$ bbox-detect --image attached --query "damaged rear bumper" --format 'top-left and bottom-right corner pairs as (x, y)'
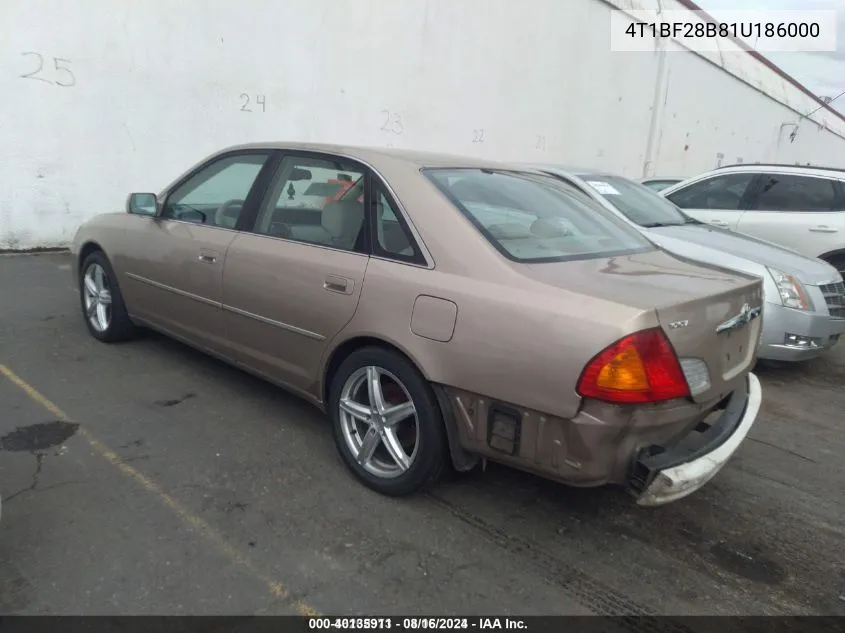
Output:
(630, 373), (762, 507)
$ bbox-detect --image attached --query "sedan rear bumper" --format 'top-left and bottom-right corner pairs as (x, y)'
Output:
(631, 373), (761, 507)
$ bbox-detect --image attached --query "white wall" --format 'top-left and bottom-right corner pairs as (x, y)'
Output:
(2, 0), (844, 249)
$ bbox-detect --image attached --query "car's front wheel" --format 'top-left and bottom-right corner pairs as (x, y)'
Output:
(79, 251), (138, 343)
(328, 346), (448, 496)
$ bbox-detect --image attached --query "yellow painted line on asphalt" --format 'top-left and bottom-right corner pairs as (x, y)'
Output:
(0, 362), (319, 617)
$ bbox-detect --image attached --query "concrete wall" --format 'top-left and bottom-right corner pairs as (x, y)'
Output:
(2, 0), (844, 249)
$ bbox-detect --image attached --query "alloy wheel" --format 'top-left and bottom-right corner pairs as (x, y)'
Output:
(82, 263), (113, 333)
(338, 365), (420, 478)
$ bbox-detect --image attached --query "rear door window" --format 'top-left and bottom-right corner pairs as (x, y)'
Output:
(252, 154), (366, 251)
(751, 174), (838, 211)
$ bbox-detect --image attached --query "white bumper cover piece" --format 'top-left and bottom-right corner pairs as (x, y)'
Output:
(637, 372), (762, 507)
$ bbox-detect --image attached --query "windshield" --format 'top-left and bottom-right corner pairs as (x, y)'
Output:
(423, 168), (653, 263)
(578, 175), (700, 228)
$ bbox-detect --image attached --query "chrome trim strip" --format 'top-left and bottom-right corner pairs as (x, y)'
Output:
(145, 217), (244, 235)
(221, 304), (325, 341)
(233, 231), (370, 259)
(125, 272), (221, 308)
(229, 230), (430, 270)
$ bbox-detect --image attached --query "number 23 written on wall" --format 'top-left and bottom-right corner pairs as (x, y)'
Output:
(20, 52), (75, 87)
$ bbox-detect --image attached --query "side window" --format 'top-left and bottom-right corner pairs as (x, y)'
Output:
(253, 155), (366, 252)
(162, 153), (269, 227)
(752, 174), (837, 211)
(372, 184), (421, 262)
(667, 173), (755, 210)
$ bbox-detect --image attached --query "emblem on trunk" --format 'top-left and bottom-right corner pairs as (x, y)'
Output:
(668, 320), (689, 329)
(715, 303), (762, 334)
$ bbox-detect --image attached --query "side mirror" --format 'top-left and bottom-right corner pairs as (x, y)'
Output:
(127, 192), (158, 216)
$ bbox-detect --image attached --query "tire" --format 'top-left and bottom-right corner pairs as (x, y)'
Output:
(328, 346), (447, 496)
(78, 250), (138, 343)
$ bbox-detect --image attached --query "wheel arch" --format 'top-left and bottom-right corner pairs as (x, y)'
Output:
(322, 335), (430, 406)
(818, 247), (845, 264)
(77, 240), (105, 268)
(75, 240), (106, 281)
(321, 335), (479, 473)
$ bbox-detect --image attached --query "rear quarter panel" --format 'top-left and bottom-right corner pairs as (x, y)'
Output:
(331, 257), (654, 421)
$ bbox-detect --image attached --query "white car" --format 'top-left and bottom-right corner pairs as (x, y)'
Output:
(660, 164), (845, 277)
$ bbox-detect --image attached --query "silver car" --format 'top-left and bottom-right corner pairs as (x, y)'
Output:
(531, 165), (845, 363)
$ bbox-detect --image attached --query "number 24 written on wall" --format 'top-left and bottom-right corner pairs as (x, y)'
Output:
(240, 94), (267, 112)
(19, 52), (75, 87)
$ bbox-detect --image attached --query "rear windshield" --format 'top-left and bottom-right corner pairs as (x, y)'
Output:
(578, 175), (700, 228)
(423, 169), (653, 263)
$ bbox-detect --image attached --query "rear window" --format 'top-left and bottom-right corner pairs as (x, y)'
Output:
(423, 168), (653, 263)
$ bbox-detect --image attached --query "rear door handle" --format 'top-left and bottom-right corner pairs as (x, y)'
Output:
(323, 275), (353, 295)
(710, 220), (729, 228)
(198, 249), (219, 264)
(809, 225), (838, 233)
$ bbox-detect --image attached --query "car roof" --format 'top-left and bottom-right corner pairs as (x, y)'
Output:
(710, 163), (845, 178)
(213, 141), (513, 170)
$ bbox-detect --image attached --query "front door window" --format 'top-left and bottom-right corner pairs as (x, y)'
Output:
(162, 153), (270, 228)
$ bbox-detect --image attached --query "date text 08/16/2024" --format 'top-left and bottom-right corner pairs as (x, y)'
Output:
(308, 618), (527, 631)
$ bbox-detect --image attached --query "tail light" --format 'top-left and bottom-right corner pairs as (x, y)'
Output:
(576, 328), (690, 404)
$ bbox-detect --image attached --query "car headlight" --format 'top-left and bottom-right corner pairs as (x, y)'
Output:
(768, 267), (812, 311)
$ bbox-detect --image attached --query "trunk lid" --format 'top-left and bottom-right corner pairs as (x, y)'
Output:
(518, 249), (763, 403)
(654, 284), (762, 401)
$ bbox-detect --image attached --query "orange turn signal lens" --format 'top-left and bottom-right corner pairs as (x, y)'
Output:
(595, 346), (649, 391)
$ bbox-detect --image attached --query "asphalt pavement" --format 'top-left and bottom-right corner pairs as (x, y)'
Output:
(1, 252), (843, 617)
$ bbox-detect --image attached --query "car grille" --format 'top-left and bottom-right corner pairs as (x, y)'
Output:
(820, 280), (845, 319)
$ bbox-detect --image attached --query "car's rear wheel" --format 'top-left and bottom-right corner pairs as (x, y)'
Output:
(328, 346), (447, 496)
(79, 251), (138, 343)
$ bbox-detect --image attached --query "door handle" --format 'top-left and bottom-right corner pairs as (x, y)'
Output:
(197, 249), (219, 264)
(809, 225), (838, 233)
(710, 220), (729, 228)
(323, 275), (353, 295)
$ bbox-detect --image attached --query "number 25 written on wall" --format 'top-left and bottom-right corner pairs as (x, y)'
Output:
(20, 52), (75, 87)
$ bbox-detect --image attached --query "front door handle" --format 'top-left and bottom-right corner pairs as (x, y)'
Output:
(198, 249), (219, 264)
(809, 225), (838, 233)
(710, 220), (729, 228)
(323, 275), (353, 295)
